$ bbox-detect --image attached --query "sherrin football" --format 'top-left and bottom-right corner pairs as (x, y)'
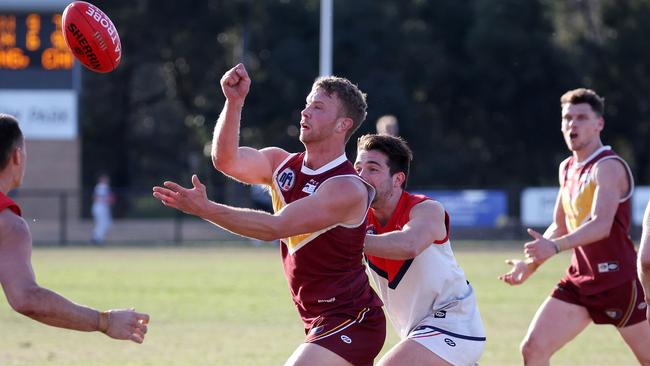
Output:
(62, 1), (122, 73)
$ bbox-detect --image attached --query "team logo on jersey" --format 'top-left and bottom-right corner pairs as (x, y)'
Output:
(277, 168), (296, 191)
(444, 338), (456, 347)
(434, 310), (447, 319)
(597, 262), (619, 273)
(605, 309), (622, 319)
(366, 225), (376, 235)
(302, 179), (319, 195)
(340, 335), (352, 344)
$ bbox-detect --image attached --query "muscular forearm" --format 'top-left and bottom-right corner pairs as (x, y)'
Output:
(364, 232), (424, 259)
(200, 201), (282, 241)
(212, 100), (244, 170)
(12, 285), (101, 332)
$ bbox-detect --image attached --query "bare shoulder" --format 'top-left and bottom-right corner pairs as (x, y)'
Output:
(0, 210), (30, 246)
(593, 158), (629, 188)
(260, 146), (290, 170)
(411, 199), (445, 220)
(594, 157), (627, 176)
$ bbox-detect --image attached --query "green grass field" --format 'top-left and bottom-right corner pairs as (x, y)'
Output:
(0, 243), (641, 365)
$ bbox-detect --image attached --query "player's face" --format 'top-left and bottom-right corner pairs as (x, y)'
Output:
(354, 149), (394, 206)
(561, 103), (603, 152)
(299, 88), (341, 143)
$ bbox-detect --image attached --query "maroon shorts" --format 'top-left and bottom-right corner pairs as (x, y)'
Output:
(551, 278), (647, 327)
(304, 307), (386, 366)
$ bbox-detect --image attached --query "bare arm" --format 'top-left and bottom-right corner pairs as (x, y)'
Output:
(364, 200), (447, 259)
(523, 159), (628, 263)
(638, 200), (650, 319)
(211, 63), (288, 185)
(0, 211), (149, 343)
(551, 159), (627, 250)
(153, 175), (369, 241)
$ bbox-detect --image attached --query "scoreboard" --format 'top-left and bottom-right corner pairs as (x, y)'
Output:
(0, 11), (76, 89)
(0, 12), (74, 70)
(0, 10), (79, 139)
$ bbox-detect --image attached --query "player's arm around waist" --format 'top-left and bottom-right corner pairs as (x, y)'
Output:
(199, 176), (370, 241)
(364, 200), (446, 259)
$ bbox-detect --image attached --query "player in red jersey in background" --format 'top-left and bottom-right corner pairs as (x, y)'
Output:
(638, 200), (650, 324)
(499, 89), (650, 365)
(153, 64), (385, 366)
(355, 134), (485, 366)
(0, 114), (149, 343)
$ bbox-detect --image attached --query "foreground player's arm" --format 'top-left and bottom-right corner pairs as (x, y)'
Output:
(0, 211), (149, 343)
(524, 159), (626, 263)
(364, 200), (446, 260)
(211, 63), (288, 185)
(638, 200), (650, 320)
(153, 175), (368, 241)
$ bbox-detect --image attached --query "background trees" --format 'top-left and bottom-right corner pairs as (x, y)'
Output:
(81, 0), (650, 214)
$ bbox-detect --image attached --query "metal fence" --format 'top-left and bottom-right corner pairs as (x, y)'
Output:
(7, 188), (645, 245)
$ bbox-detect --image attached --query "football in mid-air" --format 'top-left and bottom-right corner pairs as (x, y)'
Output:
(62, 1), (122, 73)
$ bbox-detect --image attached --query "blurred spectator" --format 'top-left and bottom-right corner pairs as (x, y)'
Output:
(375, 114), (399, 136)
(250, 184), (273, 213)
(92, 173), (114, 244)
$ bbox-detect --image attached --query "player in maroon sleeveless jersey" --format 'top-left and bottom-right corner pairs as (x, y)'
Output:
(499, 89), (650, 365)
(639, 200), (650, 324)
(0, 114), (149, 343)
(153, 64), (385, 366)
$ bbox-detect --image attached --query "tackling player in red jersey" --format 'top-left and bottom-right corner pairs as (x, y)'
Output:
(355, 134), (485, 366)
(153, 64), (385, 366)
(499, 89), (650, 365)
(0, 114), (149, 343)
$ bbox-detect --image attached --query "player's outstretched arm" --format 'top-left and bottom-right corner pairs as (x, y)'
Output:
(211, 63), (288, 185)
(638, 200), (650, 322)
(153, 175), (368, 241)
(364, 200), (446, 259)
(0, 211), (149, 343)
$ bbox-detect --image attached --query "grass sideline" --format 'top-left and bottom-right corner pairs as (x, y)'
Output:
(0, 243), (640, 365)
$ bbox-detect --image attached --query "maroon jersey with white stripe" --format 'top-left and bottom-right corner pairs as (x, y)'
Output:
(559, 146), (637, 295)
(270, 152), (382, 327)
(0, 191), (21, 216)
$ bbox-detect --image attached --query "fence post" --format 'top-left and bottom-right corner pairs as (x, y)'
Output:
(59, 191), (68, 246)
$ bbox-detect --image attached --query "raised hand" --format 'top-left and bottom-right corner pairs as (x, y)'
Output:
(220, 63), (251, 105)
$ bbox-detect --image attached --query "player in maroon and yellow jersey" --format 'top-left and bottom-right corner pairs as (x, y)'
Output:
(153, 64), (385, 366)
(499, 89), (650, 365)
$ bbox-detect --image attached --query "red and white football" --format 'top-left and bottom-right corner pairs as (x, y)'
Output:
(61, 1), (122, 73)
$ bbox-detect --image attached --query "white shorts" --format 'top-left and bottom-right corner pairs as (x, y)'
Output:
(408, 290), (485, 366)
